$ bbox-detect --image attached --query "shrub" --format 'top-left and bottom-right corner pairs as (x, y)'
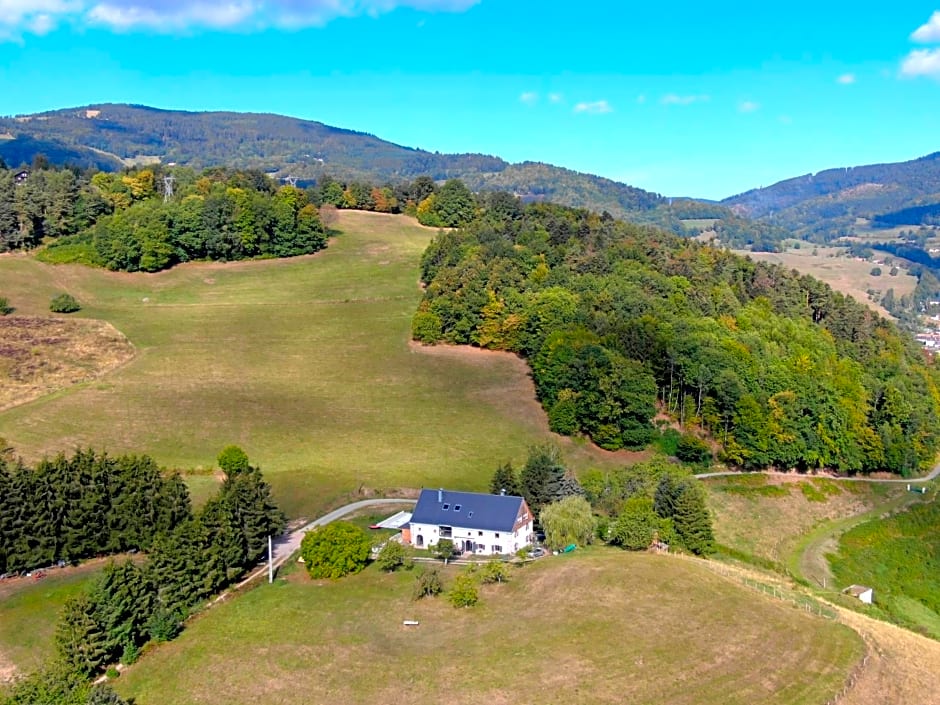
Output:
(376, 541), (406, 572)
(870, 266), (882, 276)
(413, 568), (443, 600)
(145, 606), (183, 642)
(120, 641), (140, 666)
(300, 521), (372, 579)
(449, 571), (479, 607)
(0, 296), (12, 315)
(105, 666), (120, 680)
(411, 310), (443, 343)
(478, 561), (510, 584)
(49, 293), (81, 313)
(675, 434), (712, 465)
(433, 538), (456, 561)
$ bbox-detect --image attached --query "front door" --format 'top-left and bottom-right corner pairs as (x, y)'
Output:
(464, 539), (474, 553)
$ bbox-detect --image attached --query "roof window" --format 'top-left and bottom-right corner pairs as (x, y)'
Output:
(454, 504), (462, 511)
(442, 503), (449, 510)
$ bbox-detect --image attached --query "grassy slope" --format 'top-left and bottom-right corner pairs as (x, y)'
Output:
(703, 474), (902, 569)
(0, 563), (106, 676)
(115, 551), (862, 705)
(0, 212), (565, 518)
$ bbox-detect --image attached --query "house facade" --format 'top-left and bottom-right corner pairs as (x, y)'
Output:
(404, 488), (534, 556)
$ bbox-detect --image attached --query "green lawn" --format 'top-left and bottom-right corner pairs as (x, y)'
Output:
(0, 212), (567, 518)
(0, 564), (104, 676)
(114, 550), (863, 705)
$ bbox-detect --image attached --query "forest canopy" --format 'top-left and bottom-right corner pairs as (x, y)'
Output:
(414, 199), (940, 475)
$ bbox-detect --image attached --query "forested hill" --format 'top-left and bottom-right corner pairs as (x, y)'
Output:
(413, 201), (940, 475)
(0, 104), (662, 218)
(722, 151), (940, 241)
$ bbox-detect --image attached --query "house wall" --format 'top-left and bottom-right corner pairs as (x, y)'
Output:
(408, 520), (533, 556)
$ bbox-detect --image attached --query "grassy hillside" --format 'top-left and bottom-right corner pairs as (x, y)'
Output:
(703, 474), (903, 568)
(114, 551), (863, 705)
(0, 211), (626, 519)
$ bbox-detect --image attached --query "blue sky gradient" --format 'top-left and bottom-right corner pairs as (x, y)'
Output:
(1, 1), (938, 199)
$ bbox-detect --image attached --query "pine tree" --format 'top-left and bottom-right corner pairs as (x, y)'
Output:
(55, 593), (109, 678)
(671, 483), (715, 555)
(489, 462), (520, 496)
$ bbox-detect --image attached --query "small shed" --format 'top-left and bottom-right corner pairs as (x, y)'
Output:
(843, 584), (874, 604)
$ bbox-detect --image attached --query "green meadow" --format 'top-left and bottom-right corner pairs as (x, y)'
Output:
(0, 211), (569, 518)
(114, 551), (863, 705)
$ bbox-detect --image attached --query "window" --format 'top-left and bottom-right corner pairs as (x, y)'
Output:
(442, 503), (449, 510)
(478, 531), (483, 536)
(439, 526), (452, 538)
(492, 545), (502, 554)
(454, 504), (461, 512)
(495, 533), (500, 539)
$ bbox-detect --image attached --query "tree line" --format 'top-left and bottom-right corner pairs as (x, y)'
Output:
(0, 446), (285, 705)
(490, 447), (715, 556)
(414, 199), (940, 475)
(0, 450), (189, 575)
(0, 162), (327, 272)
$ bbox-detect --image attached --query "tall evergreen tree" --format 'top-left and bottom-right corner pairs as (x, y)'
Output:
(489, 462), (521, 496)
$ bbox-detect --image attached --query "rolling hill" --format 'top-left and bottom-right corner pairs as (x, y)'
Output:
(0, 104), (662, 219)
(722, 151), (940, 241)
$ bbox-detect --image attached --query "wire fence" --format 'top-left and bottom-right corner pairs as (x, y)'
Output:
(665, 552), (871, 704)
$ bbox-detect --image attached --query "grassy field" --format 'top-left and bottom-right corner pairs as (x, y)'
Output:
(739, 247), (918, 319)
(114, 550), (863, 705)
(703, 474), (903, 569)
(0, 561), (109, 680)
(0, 211), (628, 519)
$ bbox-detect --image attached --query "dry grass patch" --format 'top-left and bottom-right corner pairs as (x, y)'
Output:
(740, 248), (917, 319)
(0, 315), (134, 411)
(704, 474), (900, 566)
(115, 551), (861, 705)
(836, 605), (940, 705)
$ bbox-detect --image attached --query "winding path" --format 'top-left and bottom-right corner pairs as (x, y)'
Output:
(695, 464), (940, 482)
(236, 498), (417, 588)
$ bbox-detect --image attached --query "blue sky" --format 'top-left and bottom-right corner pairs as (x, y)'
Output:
(1, 1), (939, 199)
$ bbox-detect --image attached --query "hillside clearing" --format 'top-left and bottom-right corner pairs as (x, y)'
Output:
(0, 211), (624, 519)
(114, 551), (862, 705)
(739, 247), (917, 319)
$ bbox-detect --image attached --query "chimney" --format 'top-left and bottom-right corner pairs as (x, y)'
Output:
(500, 488), (506, 496)
(438, 488), (443, 503)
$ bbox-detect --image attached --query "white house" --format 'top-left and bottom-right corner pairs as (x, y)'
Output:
(403, 488), (534, 556)
(843, 584), (874, 604)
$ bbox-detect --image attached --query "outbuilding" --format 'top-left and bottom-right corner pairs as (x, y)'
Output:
(843, 584), (874, 604)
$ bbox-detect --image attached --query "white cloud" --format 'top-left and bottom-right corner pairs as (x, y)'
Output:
(661, 93), (709, 106)
(573, 99), (612, 114)
(636, 94), (646, 104)
(738, 100), (760, 113)
(0, 0), (481, 36)
(548, 92), (563, 103)
(912, 10), (940, 42)
(778, 115), (793, 125)
(519, 91), (538, 105)
(901, 48), (940, 78)
(837, 73), (856, 84)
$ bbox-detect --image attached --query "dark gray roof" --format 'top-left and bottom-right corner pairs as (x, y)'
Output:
(410, 489), (525, 532)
